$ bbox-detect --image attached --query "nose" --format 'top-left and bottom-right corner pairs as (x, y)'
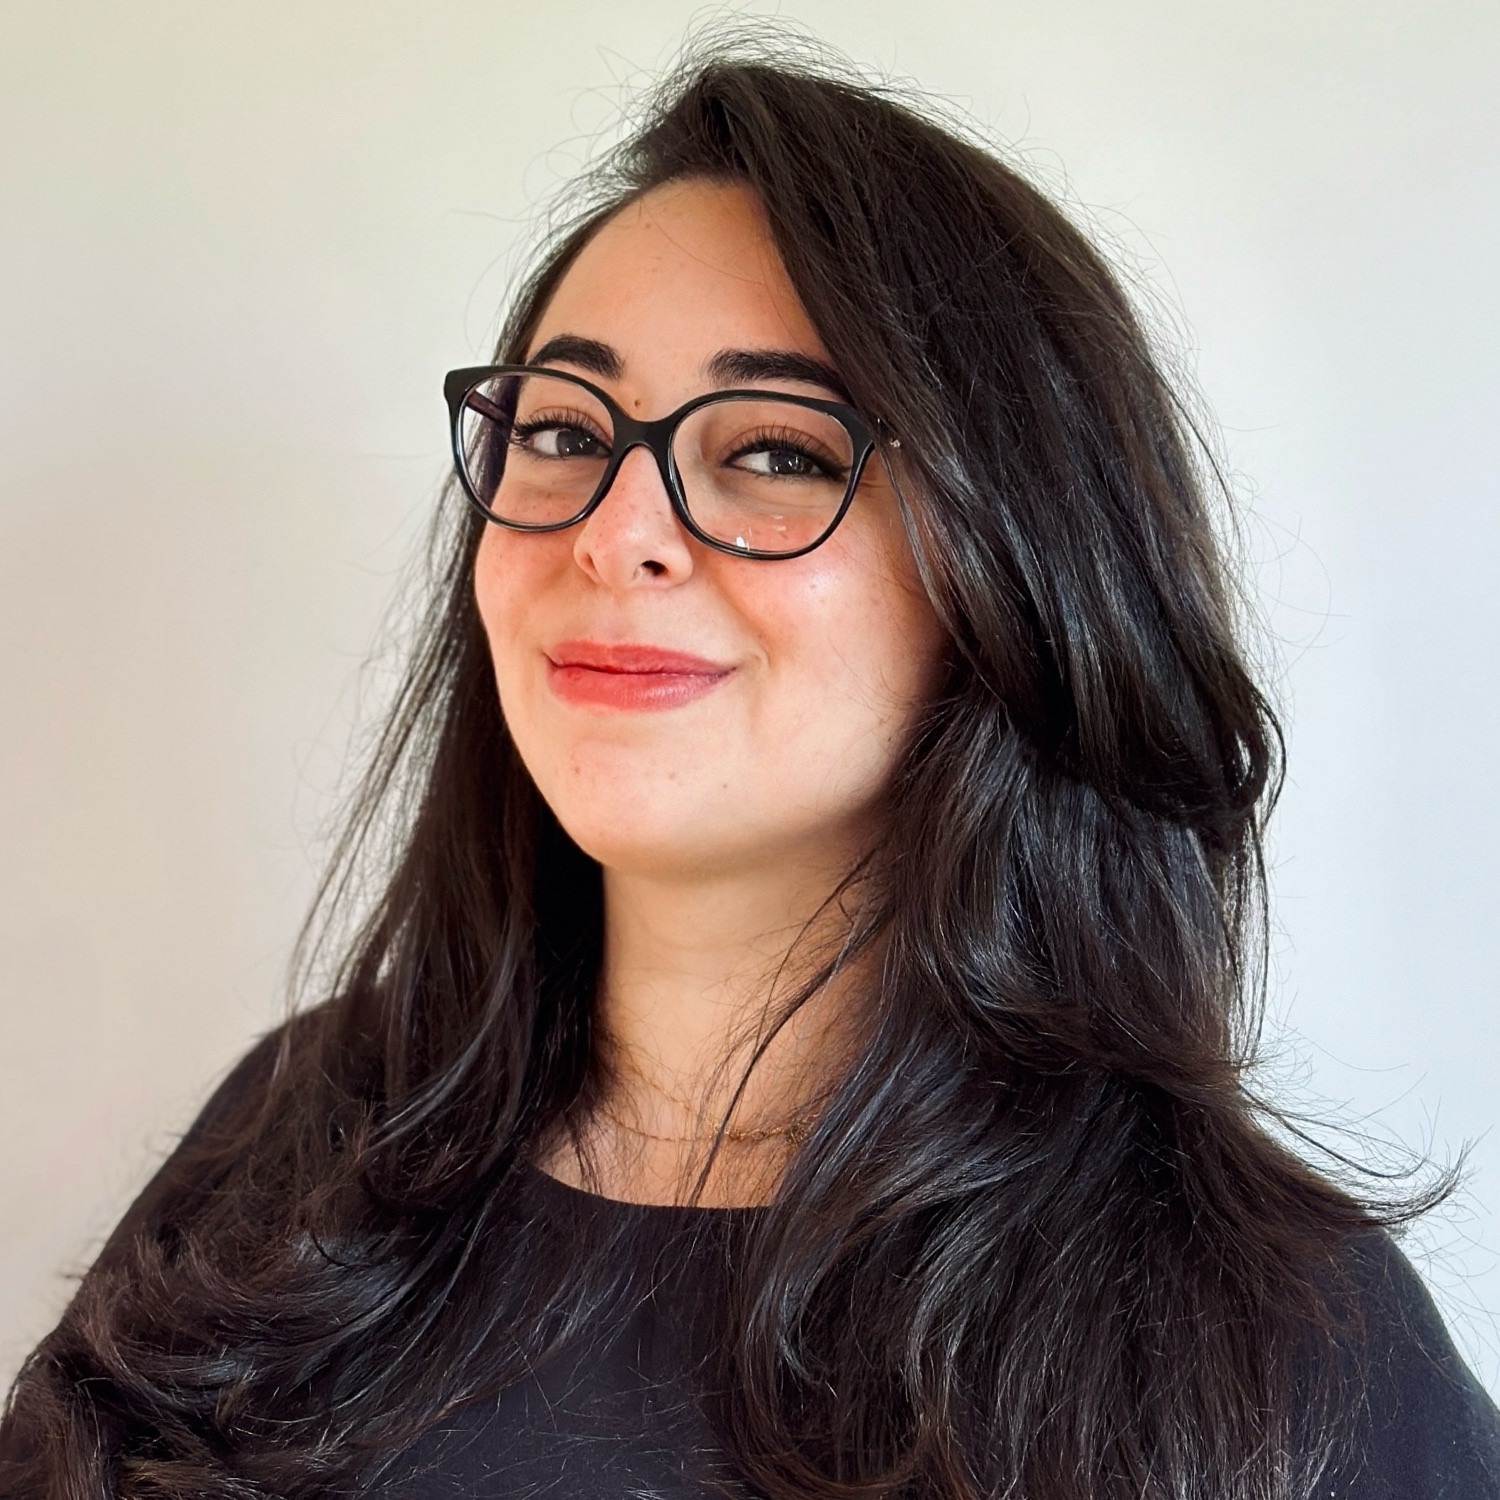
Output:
(571, 441), (694, 588)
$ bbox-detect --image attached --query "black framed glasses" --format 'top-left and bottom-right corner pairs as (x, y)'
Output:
(443, 364), (878, 560)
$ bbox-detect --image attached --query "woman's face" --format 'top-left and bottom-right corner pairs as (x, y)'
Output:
(474, 179), (944, 883)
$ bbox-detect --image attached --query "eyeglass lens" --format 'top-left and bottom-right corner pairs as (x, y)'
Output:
(458, 372), (856, 554)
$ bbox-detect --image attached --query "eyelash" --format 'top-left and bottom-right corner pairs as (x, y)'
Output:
(725, 426), (847, 478)
(509, 411), (609, 446)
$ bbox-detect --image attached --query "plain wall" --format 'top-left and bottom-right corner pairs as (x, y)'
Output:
(2, 0), (1497, 1396)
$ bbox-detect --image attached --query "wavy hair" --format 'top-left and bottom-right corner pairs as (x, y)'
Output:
(2, 37), (1426, 1500)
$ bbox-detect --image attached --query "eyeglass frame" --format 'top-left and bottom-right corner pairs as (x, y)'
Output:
(443, 363), (881, 561)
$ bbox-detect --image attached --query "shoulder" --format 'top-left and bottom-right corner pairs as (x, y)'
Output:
(0, 1010), (331, 1484)
(95, 1004), (332, 1264)
(1318, 1230), (1500, 1499)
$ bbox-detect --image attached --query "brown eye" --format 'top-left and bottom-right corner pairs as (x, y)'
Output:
(511, 419), (609, 460)
(735, 444), (820, 477)
(724, 428), (846, 482)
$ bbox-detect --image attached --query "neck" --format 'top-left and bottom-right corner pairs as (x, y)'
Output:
(529, 846), (872, 1206)
(596, 857), (863, 1128)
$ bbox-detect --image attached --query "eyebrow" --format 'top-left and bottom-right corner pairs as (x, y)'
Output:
(526, 334), (848, 400)
(704, 347), (848, 398)
(526, 334), (621, 379)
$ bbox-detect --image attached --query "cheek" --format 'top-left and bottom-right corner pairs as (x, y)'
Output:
(473, 526), (510, 633)
(472, 527), (552, 691)
(472, 531), (515, 694)
(748, 536), (943, 756)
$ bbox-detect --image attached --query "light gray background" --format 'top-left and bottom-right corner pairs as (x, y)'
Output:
(3, 1), (1496, 1396)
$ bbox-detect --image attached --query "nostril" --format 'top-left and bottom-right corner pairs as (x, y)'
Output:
(640, 558), (667, 578)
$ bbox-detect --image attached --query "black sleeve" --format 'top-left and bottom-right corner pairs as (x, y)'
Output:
(1319, 1232), (1500, 1499)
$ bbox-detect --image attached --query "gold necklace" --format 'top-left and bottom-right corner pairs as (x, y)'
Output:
(595, 1099), (818, 1147)
(599, 1050), (835, 1147)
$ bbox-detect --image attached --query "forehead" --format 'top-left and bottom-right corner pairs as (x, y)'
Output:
(529, 179), (828, 375)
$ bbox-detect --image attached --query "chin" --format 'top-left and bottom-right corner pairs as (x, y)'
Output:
(522, 734), (736, 861)
(549, 808), (750, 879)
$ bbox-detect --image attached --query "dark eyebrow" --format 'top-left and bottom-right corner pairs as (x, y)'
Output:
(524, 336), (848, 401)
(526, 334), (622, 379)
(706, 347), (849, 399)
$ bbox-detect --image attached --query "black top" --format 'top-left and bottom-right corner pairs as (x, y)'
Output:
(376, 1165), (756, 1499)
(370, 1164), (1500, 1500)
(9, 1019), (1499, 1499)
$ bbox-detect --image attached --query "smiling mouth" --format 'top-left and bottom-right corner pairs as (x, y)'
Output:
(544, 640), (734, 711)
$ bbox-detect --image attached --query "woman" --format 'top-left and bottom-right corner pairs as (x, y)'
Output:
(4, 42), (1498, 1500)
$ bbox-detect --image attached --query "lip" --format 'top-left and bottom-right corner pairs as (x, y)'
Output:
(544, 639), (735, 711)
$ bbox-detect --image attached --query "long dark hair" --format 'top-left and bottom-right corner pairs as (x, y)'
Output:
(3, 37), (1431, 1500)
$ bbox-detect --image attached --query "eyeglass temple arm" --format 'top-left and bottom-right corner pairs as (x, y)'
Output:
(463, 391), (508, 423)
